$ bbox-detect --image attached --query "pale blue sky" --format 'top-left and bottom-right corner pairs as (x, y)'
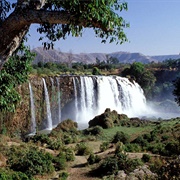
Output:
(27, 0), (180, 55)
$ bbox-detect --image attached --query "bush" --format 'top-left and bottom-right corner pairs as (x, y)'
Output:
(147, 143), (166, 155)
(87, 153), (101, 165)
(53, 119), (78, 132)
(112, 131), (130, 144)
(83, 126), (103, 136)
(133, 136), (148, 147)
(31, 133), (51, 145)
(59, 171), (69, 180)
(63, 134), (73, 144)
(142, 154), (151, 162)
(98, 157), (119, 176)
(92, 67), (101, 75)
(125, 158), (143, 173)
(75, 142), (92, 156)
(53, 152), (67, 170)
(125, 143), (141, 152)
(100, 141), (109, 152)
(0, 169), (30, 180)
(165, 141), (179, 156)
(161, 135), (169, 141)
(115, 142), (125, 155)
(32, 134), (63, 150)
(47, 138), (63, 150)
(63, 147), (75, 161)
(7, 146), (54, 177)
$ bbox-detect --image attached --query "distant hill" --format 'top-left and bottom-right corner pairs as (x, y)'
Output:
(32, 47), (180, 64)
(151, 55), (180, 62)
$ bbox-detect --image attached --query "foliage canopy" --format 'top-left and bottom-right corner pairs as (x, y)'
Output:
(0, 0), (129, 68)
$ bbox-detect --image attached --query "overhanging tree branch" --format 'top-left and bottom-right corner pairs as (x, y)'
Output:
(0, 0), (128, 69)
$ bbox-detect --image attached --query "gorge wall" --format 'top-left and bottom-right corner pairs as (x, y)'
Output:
(0, 75), (148, 137)
(0, 75), (75, 136)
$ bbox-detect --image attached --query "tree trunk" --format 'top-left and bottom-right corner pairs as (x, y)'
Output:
(0, 1), (108, 69)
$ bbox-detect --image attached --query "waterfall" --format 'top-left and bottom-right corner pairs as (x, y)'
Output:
(29, 82), (36, 135)
(73, 77), (79, 121)
(42, 78), (53, 130)
(65, 75), (149, 126)
(56, 77), (61, 124)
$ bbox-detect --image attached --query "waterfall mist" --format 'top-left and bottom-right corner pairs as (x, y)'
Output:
(62, 75), (156, 129)
(28, 75), (179, 132)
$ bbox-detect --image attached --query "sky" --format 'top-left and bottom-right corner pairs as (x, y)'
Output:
(27, 0), (180, 56)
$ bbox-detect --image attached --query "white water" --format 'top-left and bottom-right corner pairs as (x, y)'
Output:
(72, 75), (152, 125)
(56, 77), (61, 124)
(29, 82), (36, 135)
(42, 78), (53, 130)
(73, 77), (79, 121)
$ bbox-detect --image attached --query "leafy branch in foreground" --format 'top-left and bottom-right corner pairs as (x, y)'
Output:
(0, 45), (35, 112)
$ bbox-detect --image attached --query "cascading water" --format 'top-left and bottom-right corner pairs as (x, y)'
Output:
(69, 75), (149, 126)
(28, 75), (150, 132)
(73, 77), (79, 121)
(42, 78), (53, 130)
(29, 82), (36, 134)
(56, 77), (61, 124)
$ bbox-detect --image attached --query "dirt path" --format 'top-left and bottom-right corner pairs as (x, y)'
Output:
(66, 141), (158, 180)
(67, 155), (100, 180)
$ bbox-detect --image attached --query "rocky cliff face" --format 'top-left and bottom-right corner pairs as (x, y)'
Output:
(0, 75), (75, 137)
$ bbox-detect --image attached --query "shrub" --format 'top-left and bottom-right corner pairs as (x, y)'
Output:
(161, 135), (169, 141)
(63, 134), (73, 144)
(47, 138), (63, 150)
(92, 67), (101, 75)
(142, 154), (151, 162)
(7, 146), (54, 177)
(133, 136), (148, 147)
(0, 169), (30, 180)
(125, 158), (143, 173)
(59, 171), (69, 180)
(143, 133), (152, 142)
(87, 153), (101, 165)
(63, 147), (75, 161)
(112, 131), (130, 144)
(98, 157), (119, 176)
(32, 134), (63, 150)
(125, 143), (141, 152)
(53, 152), (67, 170)
(114, 142), (125, 155)
(31, 133), (51, 145)
(75, 142), (92, 156)
(83, 126), (103, 136)
(147, 143), (166, 155)
(53, 119), (78, 132)
(165, 141), (179, 156)
(100, 141), (109, 152)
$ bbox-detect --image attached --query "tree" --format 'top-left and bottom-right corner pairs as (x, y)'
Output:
(0, 0), (129, 69)
(0, 44), (35, 112)
(121, 62), (156, 96)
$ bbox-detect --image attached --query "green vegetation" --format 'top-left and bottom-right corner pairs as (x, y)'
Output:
(121, 62), (156, 96)
(7, 145), (54, 178)
(0, 116), (179, 179)
(0, 45), (35, 112)
(31, 57), (180, 110)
